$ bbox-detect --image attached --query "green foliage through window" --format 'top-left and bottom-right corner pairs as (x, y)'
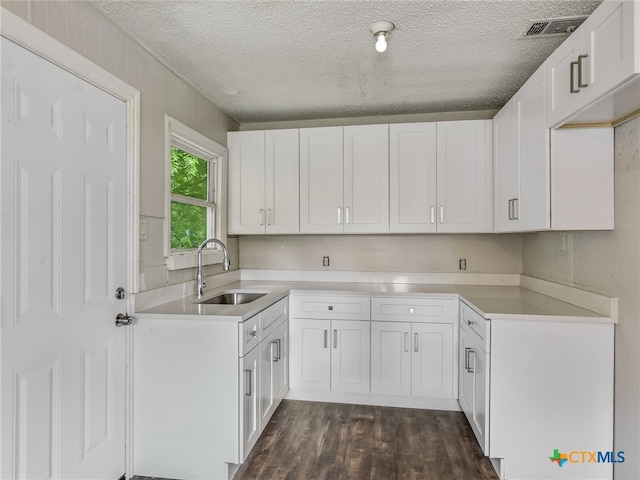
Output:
(170, 146), (212, 250)
(171, 147), (208, 200)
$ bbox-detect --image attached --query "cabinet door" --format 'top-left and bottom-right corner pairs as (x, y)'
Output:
(331, 320), (370, 394)
(228, 131), (266, 234)
(459, 327), (489, 455)
(273, 320), (288, 403)
(493, 98), (519, 233)
(436, 120), (491, 233)
(240, 346), (260, 461)
(266, 129), (299, 234)
(300, 127), (344, 233)
(516, 64), (550, 231)
(546, 32), (584, 127)
(389, 123), (437, 233)
(259, 331), (277, 428)
(582, 1), (638, 104)
(411, 323), (453, 399)
(289, 318), (331, 391)
(343, 124), (389, 233)
(371, 321), (411, 396)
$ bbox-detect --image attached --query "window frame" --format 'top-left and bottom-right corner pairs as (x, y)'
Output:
(164, 115), (227, 270)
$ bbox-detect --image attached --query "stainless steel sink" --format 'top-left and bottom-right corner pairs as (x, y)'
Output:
(198, 292), (266, 305)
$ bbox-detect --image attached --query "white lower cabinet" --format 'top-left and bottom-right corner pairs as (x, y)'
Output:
(289, 294), (456, 408)
(133, 298), (289, 480)
(289, 317), (370, 394)
(371, 322), (453, 399)
(459, 300), (615, 480)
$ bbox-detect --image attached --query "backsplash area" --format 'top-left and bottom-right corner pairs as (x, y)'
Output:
(239, 234), (522, 273)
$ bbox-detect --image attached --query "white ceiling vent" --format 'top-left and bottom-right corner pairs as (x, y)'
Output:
(521, 16), (588, 39)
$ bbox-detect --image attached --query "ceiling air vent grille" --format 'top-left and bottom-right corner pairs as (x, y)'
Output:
(521, 16), (588, 39)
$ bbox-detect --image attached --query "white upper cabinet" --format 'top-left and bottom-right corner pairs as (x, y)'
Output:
(228, 129), (299, 234)
(299, 127), (344, 234)
(343, 124), (389, 233)
(494, 64), (550, 233)
(390, 121), (492, 234)
(389, 123), (438, 233)
(436, 120), (493, 233)
(300, 125), (389, 234)
(547, 0), (640, 127)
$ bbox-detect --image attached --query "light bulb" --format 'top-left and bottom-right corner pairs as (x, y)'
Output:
(375, 33), (387, 53)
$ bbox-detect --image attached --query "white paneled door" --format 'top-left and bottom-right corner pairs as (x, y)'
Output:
(1, 38), (127, 480)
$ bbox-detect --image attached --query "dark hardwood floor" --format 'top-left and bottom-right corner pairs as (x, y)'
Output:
(133, 400), (499, 480)
(235, 400), (498, 480)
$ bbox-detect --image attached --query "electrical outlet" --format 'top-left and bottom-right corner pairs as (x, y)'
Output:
(459, 258), (467, 270)
(322, 256), (330, 267)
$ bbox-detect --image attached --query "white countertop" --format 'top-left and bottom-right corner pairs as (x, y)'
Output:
(135, 280), (615, 324)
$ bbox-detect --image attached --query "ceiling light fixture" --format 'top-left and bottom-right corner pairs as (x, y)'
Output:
(370, 21), (395, 53)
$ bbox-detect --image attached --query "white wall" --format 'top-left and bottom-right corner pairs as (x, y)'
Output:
(1, 0), (241, 293)
(523, 116), (640, 480)
(240, 234), (522, 273)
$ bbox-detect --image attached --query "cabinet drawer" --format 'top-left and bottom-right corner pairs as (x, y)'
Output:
(260, 297), (288, 338)
(371, 297), (453, 323)
(460, 301), (489, 350)
(239, 315), (259, 357)
(290, 295), (370, 320)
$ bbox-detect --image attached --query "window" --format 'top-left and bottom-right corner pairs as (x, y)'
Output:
(164, 116), (227, 270)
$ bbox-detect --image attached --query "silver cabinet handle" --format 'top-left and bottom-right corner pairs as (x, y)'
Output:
(465, 347), (476, 373)
(337, 207), (342, 225)
(430, 206), (435, 224)
(513, 198), (519, 220)
(414, 332), (419, 352)
(271, 340), (280, 362)
(259, 208), (265, 225)
(578, 54), (589, 88)
(570, 60), (580, 93)
(404, 332), (409, 352)
(333, 329), (338, 349)
(345, 207), (350, 224)
(323, 329), (328, 348)
(267, 208), (272, 225)
(439, 205), (444, 224)
(508, 199), (513, 220)
(244, 369), (252, 397)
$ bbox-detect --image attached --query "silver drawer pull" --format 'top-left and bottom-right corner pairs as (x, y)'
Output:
(404, 332), (409, 352)
(244, 369), (252, 397)
(414, 332), (419, 352)
(328, 305), (333, 311)
(409, 307), (414, 314)
(323, 329), (328, 348)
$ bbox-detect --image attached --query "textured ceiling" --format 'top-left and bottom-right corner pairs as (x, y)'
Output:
(94, 0), (602, 124)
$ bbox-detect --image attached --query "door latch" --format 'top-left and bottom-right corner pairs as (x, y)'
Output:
(115, 313), (133, 327)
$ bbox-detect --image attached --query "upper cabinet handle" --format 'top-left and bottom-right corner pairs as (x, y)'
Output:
(439, 206), (444, 224)
(267, 208), (272, 225)
(337, 207), (342, 225)
(577, 54), (589, 88)
(570, 60), (580, 93)
(345, 207), (350, 224)
(430, 206), (435, 224)
(259, 208), (265, 225)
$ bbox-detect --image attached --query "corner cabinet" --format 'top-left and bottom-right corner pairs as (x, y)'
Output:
(494, 63), (614, 232)
(228, 129), (299, 234)
(389, 121), (493, 233)
(299, 125), (389, 234)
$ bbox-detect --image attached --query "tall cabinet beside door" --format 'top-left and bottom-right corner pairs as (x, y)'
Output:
(228, 129), (299, 234)
(300, 125), (389, 234)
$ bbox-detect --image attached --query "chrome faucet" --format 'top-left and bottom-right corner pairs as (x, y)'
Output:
(197, 238), (230, 299)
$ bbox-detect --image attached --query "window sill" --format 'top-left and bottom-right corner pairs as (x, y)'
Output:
(166, 250), (224, 271)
